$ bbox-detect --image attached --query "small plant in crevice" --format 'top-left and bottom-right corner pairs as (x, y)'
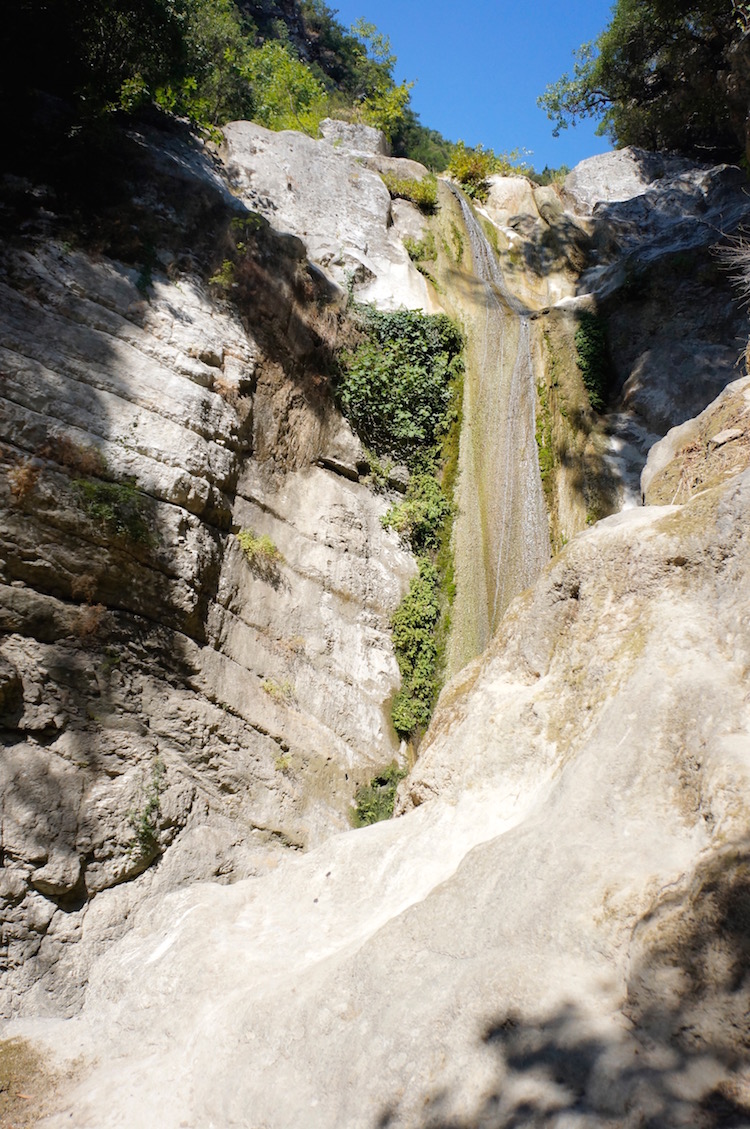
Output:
(574, 311), (610, 413)
(73, 603), (108, 642)
(7, 460), (39, 503)
(71, 571), (99, 603)
(351, 762), (408, 827)
(237, 529), (283, 581)
(209, 259), (236, 291)
(403, 231), (437, 264)
(128, 757), (165, 858)
(38, 435), (107, 478)
(74, 477), (153, 544)
(262, 678), (296, 706)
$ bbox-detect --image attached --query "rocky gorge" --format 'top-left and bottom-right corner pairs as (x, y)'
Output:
(1, 113), (750, 1129)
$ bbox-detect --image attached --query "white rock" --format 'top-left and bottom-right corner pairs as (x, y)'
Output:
(220, 120), (431, 309)
(21, 470), (750, 1129)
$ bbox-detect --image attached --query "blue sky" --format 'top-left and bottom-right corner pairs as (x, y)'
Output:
(328, 0), (616, 171)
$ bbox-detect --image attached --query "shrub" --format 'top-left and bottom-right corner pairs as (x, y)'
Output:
(74, 478), (152, 543)
(237, 528), (282, 567)
(337, 308), (463, 469)
(382, 473), (451, 553)
(351, 762), (407, 827)
(73, 603), (107, 641)
(71, 572), (98, 603)
(261, 678), (295, 705)
(574, 311), (609, 412)
(244, 41), (327, 135)
(718, 236), (750, 306)
(448, 141), (532, 202)
(209, 259), (236, 289)
(128, 757), (165, 858)
(390, 559), (441, 737)
(403, 232), (437, 263)
(381, 171), (438, 214)
(39, 435), (107, 477)
(7, 461), (39, 503)
(532, 164), (570, 186)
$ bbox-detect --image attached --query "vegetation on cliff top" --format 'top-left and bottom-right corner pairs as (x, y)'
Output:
(4, 0), (452, 164)
(447, 141), (533, 202)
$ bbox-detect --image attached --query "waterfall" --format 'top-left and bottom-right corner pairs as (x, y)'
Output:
(446, 189), (550, 674)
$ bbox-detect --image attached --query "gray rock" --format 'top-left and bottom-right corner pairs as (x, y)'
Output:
(386, 464), (410, 493)
(319, 117), (390, 156)
(642, 375), (750, 504)
(0, 141), (417, 1014)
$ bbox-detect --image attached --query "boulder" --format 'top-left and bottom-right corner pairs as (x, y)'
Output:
(220, 120), (431, 309)
(318, 117), (390, 156)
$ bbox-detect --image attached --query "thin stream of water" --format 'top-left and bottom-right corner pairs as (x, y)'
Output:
(447, 190), (550, 673)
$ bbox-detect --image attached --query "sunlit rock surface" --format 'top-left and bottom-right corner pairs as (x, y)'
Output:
(221, 119), (432, 310)
(642, 374), (750, 504)
(18, 463), (750, 1129)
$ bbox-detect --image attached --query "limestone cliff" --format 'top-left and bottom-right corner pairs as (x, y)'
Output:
(0, 121), (428, 1015)
(13, 419), (750, 1129)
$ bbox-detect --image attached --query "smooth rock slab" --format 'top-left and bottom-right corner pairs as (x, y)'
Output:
(16, 469), (750, 1129)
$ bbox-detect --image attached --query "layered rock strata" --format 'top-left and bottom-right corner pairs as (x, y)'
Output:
(0, 127), (417, 1015)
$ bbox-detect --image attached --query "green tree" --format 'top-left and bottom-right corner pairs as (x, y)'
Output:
(244, 41), (326, 133)
(173, 0), (257, 124)
(6, 0), (257, 127)
(538, 0), (746, 158)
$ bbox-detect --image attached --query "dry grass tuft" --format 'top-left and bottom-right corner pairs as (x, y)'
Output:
(7, 461), (39, 502)
(38, 435), (107, 477)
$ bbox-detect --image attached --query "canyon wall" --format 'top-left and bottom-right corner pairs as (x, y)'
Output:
(0, 121), (428, 1015)
(1, 119), (750, 1129)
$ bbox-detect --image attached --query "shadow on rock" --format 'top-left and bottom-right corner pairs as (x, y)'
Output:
(377, 845), (750, 1129)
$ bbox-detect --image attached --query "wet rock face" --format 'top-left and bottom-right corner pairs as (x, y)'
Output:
(545, 147), (750, 506)
(0, 130), (416, 1015)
